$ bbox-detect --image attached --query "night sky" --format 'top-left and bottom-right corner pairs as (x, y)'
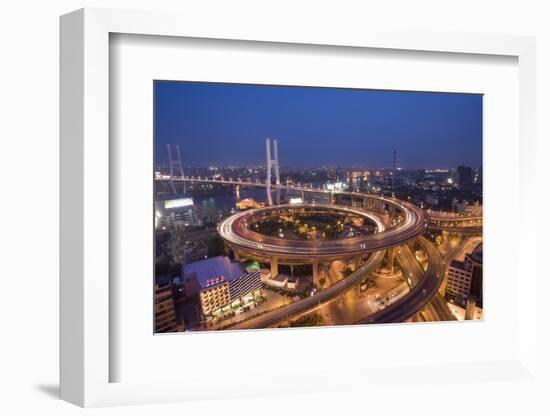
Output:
(154, 81), (482, 169)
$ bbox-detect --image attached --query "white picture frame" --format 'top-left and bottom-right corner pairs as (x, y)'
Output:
(60, 7), (538, 408)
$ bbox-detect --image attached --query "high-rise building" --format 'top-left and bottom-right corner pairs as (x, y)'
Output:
(457, 165), (473, 187)
(474, 166), (482, 185)
(155, 284), (184, 333)
(446, 243), (483, 307)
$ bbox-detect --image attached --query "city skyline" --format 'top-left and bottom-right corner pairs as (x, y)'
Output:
(154, 81), (483, 170)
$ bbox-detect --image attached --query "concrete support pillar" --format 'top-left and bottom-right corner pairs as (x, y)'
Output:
(235, 185), (240, 201)
(233, 249), (240, 261)
(329, 192), (336, 205)
(387, 248), (396, 273)
(312, 261), (319, 287)
(270, 256), (278, 277)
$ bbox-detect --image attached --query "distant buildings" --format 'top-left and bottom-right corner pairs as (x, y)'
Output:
(155, 195), (199, 230)
(183, 256), (262, 316)
(452, 199), (482, 216)
(425, 194), (439, 206)
(178, 240), (208, 264)
(235, 198), (264, 210)
(446, 243), (483, 307)
(476, 166), (482, 185)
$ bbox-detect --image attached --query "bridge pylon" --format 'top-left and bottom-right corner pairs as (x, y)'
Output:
(265, 138), (281, 205)
(166, 144), (185, 194)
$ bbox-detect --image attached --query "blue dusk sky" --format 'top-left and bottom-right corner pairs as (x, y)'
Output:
(154, 81), (482, 170)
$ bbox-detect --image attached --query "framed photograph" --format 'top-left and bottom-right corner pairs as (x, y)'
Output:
(153, 81), (483, 332)
(60, 8), (538, 407)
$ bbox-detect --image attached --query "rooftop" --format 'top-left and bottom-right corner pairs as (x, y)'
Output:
(272, 274), (289, 282)
(183, 256), (246, 289)
(469, 243), (483, 264)
(449, 260), (465, 271)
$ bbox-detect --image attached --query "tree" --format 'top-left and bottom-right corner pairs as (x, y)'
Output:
(155, 256), (173, 277)
(341, 266), (354, 279)
(290, 313), (324, 327)
(169, 261), (182, 278)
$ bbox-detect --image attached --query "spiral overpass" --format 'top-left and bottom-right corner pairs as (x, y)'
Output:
(218, 196), (428, 261)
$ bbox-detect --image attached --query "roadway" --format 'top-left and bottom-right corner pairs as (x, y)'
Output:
(227, 249), (385, 330)
(427, 225), (482, 234)
(356, 236), (451, 324)
(393, 240), (450, 322)
(158, 175), (344, 192)
(218, 202), (427, 259)
(427, 212), (482, 234)
(220, 204), (386, 258)
(229, 235), (453, 329)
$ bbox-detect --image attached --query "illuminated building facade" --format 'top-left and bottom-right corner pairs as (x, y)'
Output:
(183, 256), (262, 316)
(155, 195), (198, 230)
(199, 279), (231, 315)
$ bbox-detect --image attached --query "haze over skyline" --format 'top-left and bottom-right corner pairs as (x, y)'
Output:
(154, 81), (482, 169)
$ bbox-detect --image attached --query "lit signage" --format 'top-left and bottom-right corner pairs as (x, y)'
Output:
(203, 276), (226, 288)
(164, 197), (193, 209)
(289, 197), (303, 204)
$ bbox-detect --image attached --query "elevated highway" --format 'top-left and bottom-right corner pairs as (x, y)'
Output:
(218, 202), (427, 260)
(157, 175), (335, 194)
(394, 240), (452, 321)
(228, 250), (385, 330)
(230, 236), (452, 329)
(356, 236), (451, 324)
(427, 212), (482, 235)
(164, 177), (430, 255)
